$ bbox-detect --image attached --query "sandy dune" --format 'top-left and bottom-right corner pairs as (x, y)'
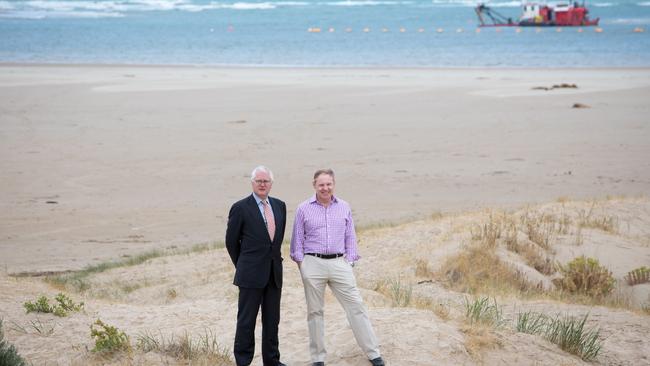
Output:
(1, 197), (649, 365)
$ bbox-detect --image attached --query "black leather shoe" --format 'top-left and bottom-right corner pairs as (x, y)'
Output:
(312, 362), (325, 366)
(370, 357), (385, 366)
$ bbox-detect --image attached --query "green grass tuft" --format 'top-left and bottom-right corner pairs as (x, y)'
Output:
(515, 312), (601, 361)
(464, 296), (505, 328)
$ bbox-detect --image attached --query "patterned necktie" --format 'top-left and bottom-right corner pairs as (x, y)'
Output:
(262, 200), (275, 242)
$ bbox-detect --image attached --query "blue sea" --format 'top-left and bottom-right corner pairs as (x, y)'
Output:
(0, 0), (649, 67)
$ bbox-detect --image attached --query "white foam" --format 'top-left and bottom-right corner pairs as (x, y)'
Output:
(225, 2), (277, 9)
(638, 1), (650, 6)
(324, 1), (413, 7)
(0, 9), (124, 18)
(592, 3), (615, 7)
(428, 0), (520, 8)
(487, 1), (522, 8)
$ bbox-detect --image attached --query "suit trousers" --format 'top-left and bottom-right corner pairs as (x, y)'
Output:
(299, 255), (380, 362)
(234, 269), (281, 366)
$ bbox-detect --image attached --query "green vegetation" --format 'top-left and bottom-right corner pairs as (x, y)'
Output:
(47, 242), (224, 293)
(516, 310), (549, 334)
(464, 296), (505, 328)
(387, 276), (412, 307)
(23, 293), (84, 317)
(90, 319), (131, 354)
(554, 256), (615, 297)
(516, 312), (601, 361)
(375, 276), (413, 307)
(0, 320), (27, 366)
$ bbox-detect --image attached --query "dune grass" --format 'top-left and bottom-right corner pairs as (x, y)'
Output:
(46, 242), (224, 293)
(517, 312), (601, 361)
(437, 242), (533, 296)
(464, 296), (505, 328)
(136, 329), (232, 364)
(461, 297), (505, 360)
(375, 276), (413, 307)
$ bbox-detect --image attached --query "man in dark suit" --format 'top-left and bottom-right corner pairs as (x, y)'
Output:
(226, 165), (287, 366)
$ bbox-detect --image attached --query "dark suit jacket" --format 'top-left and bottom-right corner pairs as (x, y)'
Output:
(226, 194), (286, 289)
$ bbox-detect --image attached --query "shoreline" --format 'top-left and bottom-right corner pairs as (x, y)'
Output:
(3, 62), (650, 71)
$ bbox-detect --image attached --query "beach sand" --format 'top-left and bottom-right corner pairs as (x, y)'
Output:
(0, 65), (649, 365)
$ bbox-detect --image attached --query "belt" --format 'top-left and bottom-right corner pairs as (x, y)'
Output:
(305, 253), (344, 259)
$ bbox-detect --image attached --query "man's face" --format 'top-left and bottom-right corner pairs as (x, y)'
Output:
(313, 173), (335, 203)
(252, 171), (273, 199)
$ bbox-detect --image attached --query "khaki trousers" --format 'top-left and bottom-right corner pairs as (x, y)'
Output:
(299, 255), (381, 362)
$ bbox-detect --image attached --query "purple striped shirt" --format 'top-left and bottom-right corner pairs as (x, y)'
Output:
(290, 195), (360, 263)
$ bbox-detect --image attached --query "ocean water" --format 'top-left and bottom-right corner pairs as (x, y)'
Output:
(0, 0), (649, 67)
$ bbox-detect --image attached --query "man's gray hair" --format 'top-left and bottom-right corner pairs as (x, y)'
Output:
(250, 165), (274, 182)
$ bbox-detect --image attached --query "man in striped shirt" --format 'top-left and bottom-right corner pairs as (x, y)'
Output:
(290, 169), (385, 366)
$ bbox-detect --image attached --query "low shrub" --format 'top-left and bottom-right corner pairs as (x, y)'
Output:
(554, 256), (615, 297)
(0, 320), (27, 366)
(23, 293), (84, 317)
(90, 319), (130, 354)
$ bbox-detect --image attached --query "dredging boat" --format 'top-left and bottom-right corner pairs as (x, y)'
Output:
(475, 2), (600, 27)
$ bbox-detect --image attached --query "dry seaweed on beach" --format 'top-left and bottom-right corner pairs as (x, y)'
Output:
(532, 83), (578, 91)
(572, 103), (590, 109)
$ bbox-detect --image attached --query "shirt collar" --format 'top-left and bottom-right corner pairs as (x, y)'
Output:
(309, 194), (338, 206)
(253, 192), (268, 205)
